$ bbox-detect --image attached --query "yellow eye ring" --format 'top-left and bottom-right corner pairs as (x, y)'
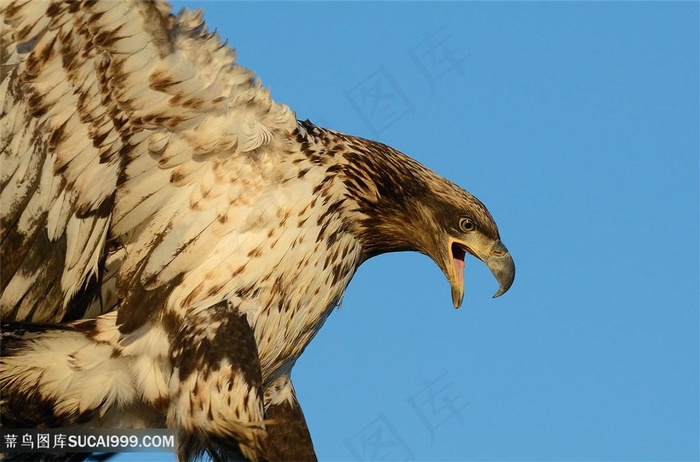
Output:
(459, 217), (475, 233)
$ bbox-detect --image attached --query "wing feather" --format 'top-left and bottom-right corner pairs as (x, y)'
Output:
(1, 0), (297, 326)
(0, 3), (345, 459)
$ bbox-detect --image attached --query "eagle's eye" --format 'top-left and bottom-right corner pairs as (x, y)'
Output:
(459, 217), (476, 233)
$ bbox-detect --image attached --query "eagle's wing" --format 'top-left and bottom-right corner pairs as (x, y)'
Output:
(170, 303), (267, 461)
(0, 0), (118, 322)
(0, 307), (270, 461)
(0, 1), (296, 326)
(262, 375), (318, 461)
(1, 2), (317, 460)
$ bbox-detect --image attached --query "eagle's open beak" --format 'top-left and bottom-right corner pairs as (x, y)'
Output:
(449, 239), (515, 308)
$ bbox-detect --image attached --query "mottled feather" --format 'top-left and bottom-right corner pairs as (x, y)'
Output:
(0, 1), (513, 461)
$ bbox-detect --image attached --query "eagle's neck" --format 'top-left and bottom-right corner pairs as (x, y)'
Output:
(294, 120), (439, 261)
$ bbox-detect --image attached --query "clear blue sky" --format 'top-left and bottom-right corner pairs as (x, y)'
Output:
(117, 2), (698, 461)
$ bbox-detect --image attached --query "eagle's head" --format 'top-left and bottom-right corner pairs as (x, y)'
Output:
(420, 184), (515, 307)
(340, 136), (515, 307)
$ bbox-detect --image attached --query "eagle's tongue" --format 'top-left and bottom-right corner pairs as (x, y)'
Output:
(453, 257), (465, 284)
(451, 255), (465, 308)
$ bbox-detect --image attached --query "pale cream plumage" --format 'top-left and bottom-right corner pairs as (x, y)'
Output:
(0, 2), (514, 461)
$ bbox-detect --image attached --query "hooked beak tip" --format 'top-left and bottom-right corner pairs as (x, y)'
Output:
(487, 242), (515, 298)
(446, 239), (514, 307)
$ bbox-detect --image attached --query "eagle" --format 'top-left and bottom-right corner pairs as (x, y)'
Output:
(0, 1), (515, 461)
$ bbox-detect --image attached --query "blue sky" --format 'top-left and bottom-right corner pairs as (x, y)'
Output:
(118, 2), (698, 461)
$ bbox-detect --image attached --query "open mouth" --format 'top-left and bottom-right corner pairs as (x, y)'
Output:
(450, 241), (481, 292)
(448, 239), (515, 304)
(451, 241), (479, 280)
(450, 242), (470, 284)
(451, 241), (467, 261)
(448, 241), (473, 308)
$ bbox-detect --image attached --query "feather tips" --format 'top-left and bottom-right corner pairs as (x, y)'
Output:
(1, 0), (297, 324)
